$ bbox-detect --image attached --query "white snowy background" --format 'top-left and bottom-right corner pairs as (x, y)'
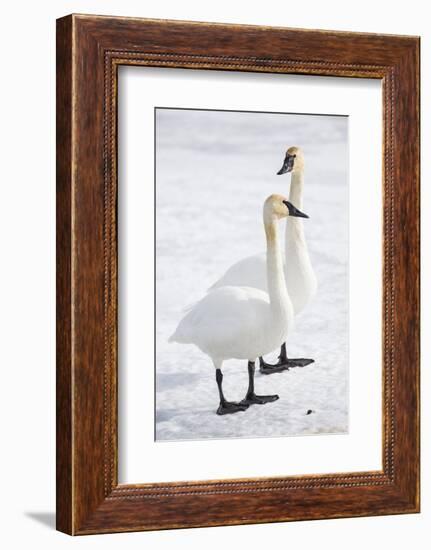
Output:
(155, 108), (349, 441)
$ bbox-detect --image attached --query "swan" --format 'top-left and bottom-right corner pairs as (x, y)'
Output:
(209, 146), (317, 374)
(169, 194), (309, 415)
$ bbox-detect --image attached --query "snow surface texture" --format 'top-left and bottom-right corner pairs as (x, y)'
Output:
(155, 108), (349, 441)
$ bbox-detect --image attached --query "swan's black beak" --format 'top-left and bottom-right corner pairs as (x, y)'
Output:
(277, 154), (294, 175)
(283, 200), (309, 218)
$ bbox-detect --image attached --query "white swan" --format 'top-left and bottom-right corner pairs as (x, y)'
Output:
(209, 146), (317, 373)
(169, 195), (309, 415)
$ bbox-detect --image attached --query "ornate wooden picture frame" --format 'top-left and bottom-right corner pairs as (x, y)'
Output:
(56, 14), (420, 535)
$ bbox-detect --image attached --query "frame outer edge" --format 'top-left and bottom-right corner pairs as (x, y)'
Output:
(56, 14), (74, 535)
(57, 14), (421, 535)
(393, 38), (420, 510)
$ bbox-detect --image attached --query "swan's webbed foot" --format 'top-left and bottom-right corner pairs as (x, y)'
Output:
(241, 392), (279, 405)
(259, 342), (315, 374)
(259, 357), (289, 374)
(217, 401), (249, 415)
(259, 356), (314, 374)
(285, 357), (314, 368)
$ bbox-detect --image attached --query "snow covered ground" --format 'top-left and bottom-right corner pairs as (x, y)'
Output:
(155, 108), (349, 441)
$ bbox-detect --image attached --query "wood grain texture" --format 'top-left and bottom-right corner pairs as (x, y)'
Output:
(56, 15), (73, 535)
(56, 14), (420, 535)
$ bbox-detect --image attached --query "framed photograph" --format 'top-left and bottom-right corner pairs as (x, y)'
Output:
(56, 14), (420, 535)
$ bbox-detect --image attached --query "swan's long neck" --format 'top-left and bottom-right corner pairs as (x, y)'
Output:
(288, 170), (304, 210)
(286, 170), (307, 252)
(265, 218), (291, 316)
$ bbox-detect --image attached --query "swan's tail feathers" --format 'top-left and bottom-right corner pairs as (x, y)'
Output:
(169, 301), (200, 343)
(207, 279), (222, 292)
(168, 326), (182, 343)
(168, 321), (190, 344)
(168, 330), (184, 344)
(182, 300), (198, 313)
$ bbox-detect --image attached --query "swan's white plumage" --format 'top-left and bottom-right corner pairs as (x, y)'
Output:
(169, 194), (296, 365)
(208, 250), (316, 315)
(209, 146), (317, 317)
(170, 285), (288, 361)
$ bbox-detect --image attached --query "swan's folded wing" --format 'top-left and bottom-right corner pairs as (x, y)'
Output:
(208, 253), (268, 293)
(169, 286), (269, 355)
(206, 292), (269, 354)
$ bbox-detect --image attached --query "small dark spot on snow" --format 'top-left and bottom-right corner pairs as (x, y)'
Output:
(306, 409), (314, 415)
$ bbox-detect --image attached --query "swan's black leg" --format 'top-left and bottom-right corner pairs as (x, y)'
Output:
(241, 361), (279, 405)
(215, 368), (249, 415)
(259, 343), (314, 375)
(279, 342), (288, 362)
